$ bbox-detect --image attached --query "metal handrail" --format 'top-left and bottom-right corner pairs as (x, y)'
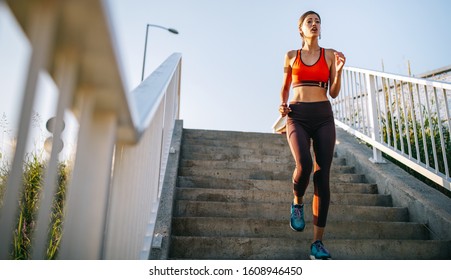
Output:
(332, 66), (451, 191)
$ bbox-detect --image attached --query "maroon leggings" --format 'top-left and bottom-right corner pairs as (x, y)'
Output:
(286, 101), (335, 227)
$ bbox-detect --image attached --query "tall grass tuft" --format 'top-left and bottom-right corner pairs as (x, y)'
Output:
(0, 163), (8, 208)
(46, 162), (68, 259)
(13, 153), (44, 260)
(0, 153), (69, 260)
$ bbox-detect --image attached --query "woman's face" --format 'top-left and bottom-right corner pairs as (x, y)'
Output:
(299, 14), (321, 39)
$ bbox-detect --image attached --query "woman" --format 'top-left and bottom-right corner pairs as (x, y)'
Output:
(279, 10), (346, 260)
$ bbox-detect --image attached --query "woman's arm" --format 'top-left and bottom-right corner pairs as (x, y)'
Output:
(327, 49), (346, 99)
(279, 51), (295, 116)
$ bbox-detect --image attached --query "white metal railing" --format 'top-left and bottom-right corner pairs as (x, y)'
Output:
(0, 0), (182, 260)
(332, 66), (451, 191)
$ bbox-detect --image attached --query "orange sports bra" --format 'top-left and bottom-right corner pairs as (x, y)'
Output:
(291, 48), (330, 90)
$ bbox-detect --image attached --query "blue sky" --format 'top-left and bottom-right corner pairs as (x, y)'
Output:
(1, 0), (450, 145)
(106, 0), (451, 133)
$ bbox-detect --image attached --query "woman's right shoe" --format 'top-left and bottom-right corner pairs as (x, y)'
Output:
(290, 203), (305, 231)
(310, 240), (332, 260)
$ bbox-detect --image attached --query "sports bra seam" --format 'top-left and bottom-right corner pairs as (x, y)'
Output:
(300, 47), (323, 67)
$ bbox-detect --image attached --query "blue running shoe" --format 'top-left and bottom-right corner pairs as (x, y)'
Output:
(310, 240), (332, 260)
(290, 203), (305, 231)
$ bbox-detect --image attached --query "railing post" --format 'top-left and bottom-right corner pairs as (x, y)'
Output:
(32, 49), (78, 259)
(58, 93), (117, 259)
(366, 74), (386, 163)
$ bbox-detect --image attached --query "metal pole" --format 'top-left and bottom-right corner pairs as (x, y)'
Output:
(141, 24), (150, 81)
(140, 24), (178, 82)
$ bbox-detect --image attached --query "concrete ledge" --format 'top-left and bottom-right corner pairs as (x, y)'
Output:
(149, 120), (183, 259)
(335, 127), (451, 240)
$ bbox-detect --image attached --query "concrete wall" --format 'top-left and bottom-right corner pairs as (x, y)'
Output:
(149, 120), (183, 260)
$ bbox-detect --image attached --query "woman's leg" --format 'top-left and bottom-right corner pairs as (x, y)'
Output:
(311, 119), (336, 240)
(286, 119), (313, 202)
(308, 118), (335, 259)
(286, 118), (313, 231)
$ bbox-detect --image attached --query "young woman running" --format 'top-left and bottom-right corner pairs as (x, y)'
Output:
(279, 10), (346, 260)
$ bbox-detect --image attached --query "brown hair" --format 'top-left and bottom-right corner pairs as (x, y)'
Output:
(298, 10), (321, 28)
(298, 11), (321, 45)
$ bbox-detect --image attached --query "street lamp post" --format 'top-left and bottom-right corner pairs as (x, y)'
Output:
(141, 24), (179, 81)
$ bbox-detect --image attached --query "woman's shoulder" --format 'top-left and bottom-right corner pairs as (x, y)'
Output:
(323, 48), (339, 63)
(323, 48), (340, 57)
(285, 49), (298, 59)
(323, 47), (335, 53)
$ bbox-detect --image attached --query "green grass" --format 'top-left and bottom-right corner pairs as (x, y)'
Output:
(0, 153), (69, 260)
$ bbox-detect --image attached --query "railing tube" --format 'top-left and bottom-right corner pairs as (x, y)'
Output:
(32, 49), (78, 259)
(366, 73), (385, 163)
(58, 94), (118, 259)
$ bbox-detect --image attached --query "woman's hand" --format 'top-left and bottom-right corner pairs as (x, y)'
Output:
(279, 103), (291, 117)
(334, 51), (346, 72)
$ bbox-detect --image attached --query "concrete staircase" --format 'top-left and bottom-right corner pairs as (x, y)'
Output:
(167, 129), (451, 259)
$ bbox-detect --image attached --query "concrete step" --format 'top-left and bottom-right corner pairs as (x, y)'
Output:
(179, 171), (366, 183)
(172, 217), (430, 240)
(174, 201), (409, 222)
(181, 146), (292, 159)
(178, 168), (359, 181)
(178, 176), (378, 193)
(176, 188), (392, 206)
(182, 139), (289, 152)
(179, 159), (352, 172)
(169, 236), (451, 260)
(183, 129), (286, 142)
(180, 147), (287, 160)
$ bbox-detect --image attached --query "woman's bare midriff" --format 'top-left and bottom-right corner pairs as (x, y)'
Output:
(290, 87), (328, 103)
